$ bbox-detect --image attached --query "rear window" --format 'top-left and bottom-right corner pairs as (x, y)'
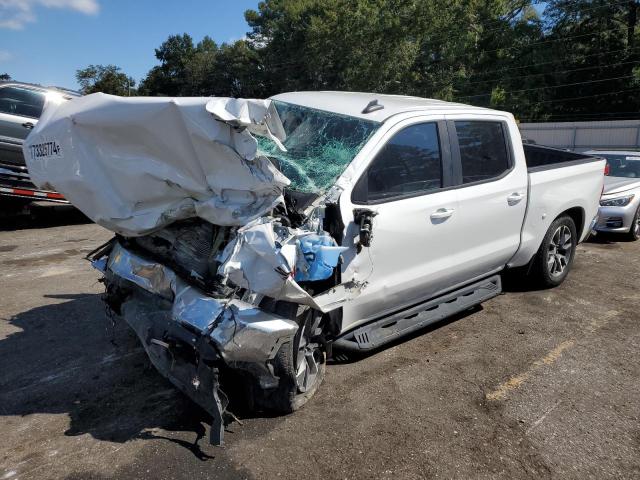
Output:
(0, 86), (46, 119)
(455, 121), (510, 184)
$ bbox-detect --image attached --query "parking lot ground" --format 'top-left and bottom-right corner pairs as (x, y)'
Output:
(0, 214), (639, 480)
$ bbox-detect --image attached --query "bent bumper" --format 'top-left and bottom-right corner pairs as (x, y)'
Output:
(95, 241), (300, 444)
(121, 298), (228, 444)
(103, 242), (299, 370)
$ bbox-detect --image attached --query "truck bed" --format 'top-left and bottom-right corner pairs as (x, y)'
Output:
(523, 144), (599, 172)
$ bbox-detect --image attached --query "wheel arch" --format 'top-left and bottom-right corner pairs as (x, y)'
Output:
(561, 206), (585, 239)
(514, 206), (585, 272)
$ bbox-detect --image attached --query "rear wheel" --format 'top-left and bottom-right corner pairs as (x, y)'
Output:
(530, 215), (577, 288)
(624, 205), (640, 241)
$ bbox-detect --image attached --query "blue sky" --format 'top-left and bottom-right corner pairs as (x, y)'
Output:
(0, 0), (260, 90)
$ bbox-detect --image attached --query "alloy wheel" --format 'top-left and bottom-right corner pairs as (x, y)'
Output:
(294, 312), (323, 393)
(547, 225), (573, 277)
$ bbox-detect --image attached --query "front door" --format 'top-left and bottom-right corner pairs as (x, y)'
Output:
(340, 118), (464, 330)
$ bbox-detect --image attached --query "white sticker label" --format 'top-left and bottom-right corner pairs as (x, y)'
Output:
(29, 140), (62, 160)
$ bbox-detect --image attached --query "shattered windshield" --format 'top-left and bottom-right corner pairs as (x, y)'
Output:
(257, 100), (379, 194)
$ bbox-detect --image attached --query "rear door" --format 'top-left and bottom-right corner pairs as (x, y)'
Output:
(445, 115), (528, 278)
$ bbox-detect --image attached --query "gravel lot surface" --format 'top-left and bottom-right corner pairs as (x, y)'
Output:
(1, 207), (639, 479)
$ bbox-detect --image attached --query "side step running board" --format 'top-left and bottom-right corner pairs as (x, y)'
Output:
(333, 275), (502, 352)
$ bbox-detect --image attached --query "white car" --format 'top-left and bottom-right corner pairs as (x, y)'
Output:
(25, 92), (605, 444)
(584, 150), (640, 241)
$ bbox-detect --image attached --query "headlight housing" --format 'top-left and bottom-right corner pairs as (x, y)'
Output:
(600, 194), (635, 207)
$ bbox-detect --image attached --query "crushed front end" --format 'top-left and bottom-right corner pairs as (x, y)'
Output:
(91, 236), (301, 445)
(24, 93), (373, 445)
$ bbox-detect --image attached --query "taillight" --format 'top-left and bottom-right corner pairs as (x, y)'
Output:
(604, 163), (610, 176)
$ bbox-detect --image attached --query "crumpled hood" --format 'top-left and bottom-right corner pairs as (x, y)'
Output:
(603, 176), (640, 195)
(23, 93), (290, 236)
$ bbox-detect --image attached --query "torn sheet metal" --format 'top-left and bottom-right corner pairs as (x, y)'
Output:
(217, 219), (348, 311)
(106, 241), (298, 367)
(206, 98), (287, 151)
(23, 93), (290, 236)
(121, 298), (227, 445)
(108, 242), (176, 300)
(209, 303), (298, 365)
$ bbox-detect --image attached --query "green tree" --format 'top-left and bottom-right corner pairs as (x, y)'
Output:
(138, 33), (198, 96)
(139, 34), (266, 97)
(243, 0), (539, 98)
(76, 65), (135, 96)
(0, 73), (10, 81)
(245, 0), (425, 94)
(186, 36), (219, 95)
(135, 0), (639, 120)
(533, 0), (640, 120)
(211, 40), (265, 97)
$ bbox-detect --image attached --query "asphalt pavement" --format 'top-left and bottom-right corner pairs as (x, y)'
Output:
(0, 207), (638, 479)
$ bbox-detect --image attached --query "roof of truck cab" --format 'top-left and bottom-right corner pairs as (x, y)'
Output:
(270, 91), (500, 122)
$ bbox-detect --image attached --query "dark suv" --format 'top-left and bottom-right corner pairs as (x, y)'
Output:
(0, 81), (78, 204)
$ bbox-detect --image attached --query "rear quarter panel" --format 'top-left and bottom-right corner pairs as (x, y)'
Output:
(509, 159), (605, 268)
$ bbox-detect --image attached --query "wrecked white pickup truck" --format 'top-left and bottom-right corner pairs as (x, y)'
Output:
(24, 91), (605, 444)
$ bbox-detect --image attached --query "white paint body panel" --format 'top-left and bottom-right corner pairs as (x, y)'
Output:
(334, 108), (604, 334)
(508, 160), (604, 268)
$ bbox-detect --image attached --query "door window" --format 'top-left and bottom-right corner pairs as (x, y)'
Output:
(356, 122), (442, 202)
(0, 86), (46, 118)
(455, 121), (510, 184)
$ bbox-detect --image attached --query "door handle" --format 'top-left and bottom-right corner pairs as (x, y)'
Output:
(22, 122), (34, 129)
(507, 192), (525, 205)
(430, 208), (455, 220)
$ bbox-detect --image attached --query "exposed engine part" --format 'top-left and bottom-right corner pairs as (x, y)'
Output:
(276, 189), (319, 228)
(129, 219), (229, 292)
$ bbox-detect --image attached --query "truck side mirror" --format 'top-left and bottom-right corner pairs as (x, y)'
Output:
(353, 208), (377, 253)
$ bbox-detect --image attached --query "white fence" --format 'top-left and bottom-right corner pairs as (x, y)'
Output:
(519, 119), (640, 152)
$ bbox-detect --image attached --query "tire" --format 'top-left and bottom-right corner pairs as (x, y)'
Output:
(260, 306), (326, 413)
(624, 205), (640, 241)
(530, 215), (577, 288)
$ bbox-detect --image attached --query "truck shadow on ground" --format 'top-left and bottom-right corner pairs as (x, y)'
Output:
(0, 293), (227, 461)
